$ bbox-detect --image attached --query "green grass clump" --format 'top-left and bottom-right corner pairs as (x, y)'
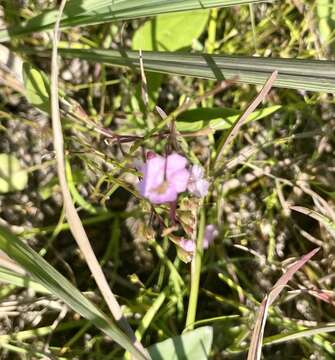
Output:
(0, 0), (335, 359)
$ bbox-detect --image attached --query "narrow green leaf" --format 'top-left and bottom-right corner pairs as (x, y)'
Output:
(65, 159), (98, 214)
(0, 320), (86, 344)
(0, 226), (148, 360)
(0, 266), (50, 294)
(0, 0), (266, 42)
(0, 154), (28, 193)
(133, 11), (209, 51)
(176, 105), (281, 132)
(135, 290), (167, 341)
(263, 324), (335, 347)
(148, 326), (213, 360)
(52, 49), (335, 93)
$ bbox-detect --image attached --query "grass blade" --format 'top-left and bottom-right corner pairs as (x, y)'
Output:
(135, 290), (167, 341)
(214, 71), (277, 169)
(0, 321), (86, 345)
(263, 323), (335, 349)
(185, 209), (205, 330)
(0, 266), (49, 294)
(49, 2), (148, 358)
(47, 49), (335, 93)
(290, 206), (335, 231)
(247, 248), (319, 360)
(0, 226), (146, 359)
(0, 0), (267, 42)
(175, 105), (281, 132)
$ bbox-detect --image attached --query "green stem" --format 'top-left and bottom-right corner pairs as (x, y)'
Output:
(135, 289), (167, 341)
(206, 8), (218, 54)
(185, 208), (206, 330)
(249, 4), (257, 53)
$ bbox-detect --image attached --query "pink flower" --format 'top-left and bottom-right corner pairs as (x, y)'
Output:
(179, 225), (218, 252)
(179, 238), (196, 253)
(187, 165), (209, 198)
(203, 224), (218, 249)
(138, 152), (190, 204)
(178, 238), (196, 263)
(176, 225), (218, 263)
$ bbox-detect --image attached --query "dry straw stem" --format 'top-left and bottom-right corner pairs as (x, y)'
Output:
(50, 1), (148, 358)
(247, 247), (319, 360)
(129, 77), (236, 154)
(214, 71), (277, 172)
(290, 206), (335, 234)
(0, 44), (25, 94)
(139, 49), (149, 108)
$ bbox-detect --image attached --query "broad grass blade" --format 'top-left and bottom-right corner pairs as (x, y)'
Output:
(0, 0), (266, 42)
(50, 49), (335, 93)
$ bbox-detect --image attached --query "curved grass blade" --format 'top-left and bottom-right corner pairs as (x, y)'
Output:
(51, 49), (335, 93)
(290, 206), (335, 231)
(214, 71), (277, 169)
(0, 0), (267, 42)
(0, 226), (148, 360)
(175, 105), (281, 132)
(263, 323), (335, 349)
(49, 2), (148, 357)
(247, 247), (319, 360)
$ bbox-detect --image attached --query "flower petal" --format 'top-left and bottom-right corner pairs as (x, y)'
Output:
(166, 152), (188, 173)
(138, 152), (190, 204)
(168, 168), (190, 193)
(138, 155), (165, 197)
(188, 178), (209, 197)
(179, 238), (196, 253)
(203, 224), (219, 249)
(191, 164), (204, 179)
